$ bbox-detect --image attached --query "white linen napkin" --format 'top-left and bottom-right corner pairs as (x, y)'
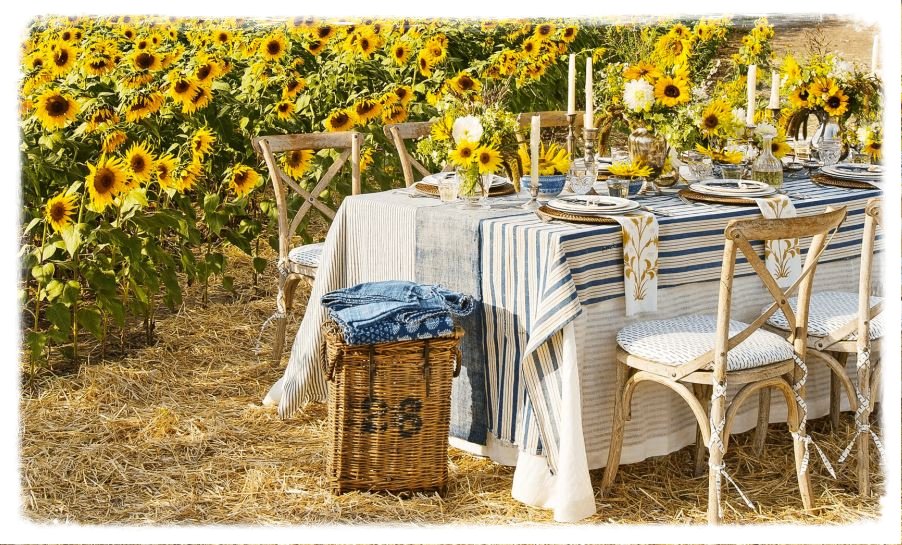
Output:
(753, 195), (800, 288)
(609, 211), (659, 316)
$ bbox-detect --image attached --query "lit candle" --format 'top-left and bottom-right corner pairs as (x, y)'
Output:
(584, 57), (594, 129)
(745, 64), (757, 126)
(530, 115), (541, 187)
(871, 34), (879, 73)
(567, 54), (576, 115)
(767, 70), (780, 109)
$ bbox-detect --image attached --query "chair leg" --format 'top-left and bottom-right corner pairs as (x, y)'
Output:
(706, 388), (726, 525)
(857, 354), (873, 497)
(692, 383), (709, 477)
(271, 273), (301, 365)
(601, 360), (630, 497)
(791, 432), (814, 510)
(752, 388), (771, 455)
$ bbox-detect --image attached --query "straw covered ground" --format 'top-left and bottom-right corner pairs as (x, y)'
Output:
(20, 245), (884, 525)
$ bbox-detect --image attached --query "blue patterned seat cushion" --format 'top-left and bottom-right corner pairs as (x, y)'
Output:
(288, 242), (324, 268)
(765, 291), (886, 341)
(617, 314), (794, 371)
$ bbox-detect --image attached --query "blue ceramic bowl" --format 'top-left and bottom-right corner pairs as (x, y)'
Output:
(522, 174), (566, 197)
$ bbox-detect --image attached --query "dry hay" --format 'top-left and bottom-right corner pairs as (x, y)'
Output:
(21, 249), (884, 525)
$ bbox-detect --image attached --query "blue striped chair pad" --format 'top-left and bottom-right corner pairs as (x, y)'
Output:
(765, 291), (886, 341)
(617, 314), (795, 371)
(288, 243), (324, 269)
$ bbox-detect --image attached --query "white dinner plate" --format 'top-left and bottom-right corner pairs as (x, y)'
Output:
(691, 180), (776, 197)
(820, 164), (882, 182)
(420, 172), (511, 187)
(546, 195), (640, 215)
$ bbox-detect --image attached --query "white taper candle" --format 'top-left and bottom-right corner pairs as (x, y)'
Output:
(767, 70), (780, 109)
(746, 64), (757, 126)
(871, 35), (879, 73)
(567, 54), (576, 115)
(530, 115), (541, 186)
(584, 57), (593, 129)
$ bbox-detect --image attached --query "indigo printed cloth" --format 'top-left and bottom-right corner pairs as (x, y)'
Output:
(323, 280), (474, 345)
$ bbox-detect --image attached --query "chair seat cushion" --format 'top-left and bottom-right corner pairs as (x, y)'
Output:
(288, 242), (324, 269)
(616, 314), (794, 371)
(765, 291), (885, 341)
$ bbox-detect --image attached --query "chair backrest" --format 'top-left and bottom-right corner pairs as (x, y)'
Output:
(856, 198), (882, 348)
(383, 121), (434, 187)
(671, 207), (848, 381)
(253, 131), (361, 262)
(515, 110), (585, 129)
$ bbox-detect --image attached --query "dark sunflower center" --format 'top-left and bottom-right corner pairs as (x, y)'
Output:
(191, 88), (208, 104)
(664, 84), (680, 98)
(158, 164), (169, 178)
(870, 143), (881, 150)
(333, 113), (349, 126)
(479, 152), (491, 163)
(564, 28), (575, 37)
(50, 202), (66, 222)
(46, 95), (70, 117)
(135, 52), (154, 69)
(124, 30), (134, 39)
(309, 40), (322, 51)
(137, 40), (148, 49)
(317, 26), (332, 39)
(278, 103), (290, 112)
(457, 76), (474, 90)
(460, 148), (472, 159)
(360, 38), (371, 50)
(419, 57), (428, 69)
(94, 168), (115, 192)
(703, 114), (719, 129)
(90, 59), (108, 69)
(197, 65), (212, 80)
(396, 89), (408, 100)
(286, 80), (299, 92)
(524, 42), (534, 52)
(54, 49), (69, 67)
(670, 41), (683, 54)
(93, 110), (112, 123)
(61, 31), (72, 41)
(799, 89), (809, 101)
(267, 40), (281, 55)
(131, 155), (146, 172)
(827, 96), (841, 108)
(174, 80), (191, 94)
(288, 151), (303, 167)
(234, 171), (249, 184)
(394, 46), (405, 58)
(218, 32), (228, 42)
(32, 58), (44, 68)
(356, 102), (375, 115)
(538, 25), (551, 35)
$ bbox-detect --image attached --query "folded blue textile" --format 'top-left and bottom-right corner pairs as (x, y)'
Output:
(322, 281), (473, 346)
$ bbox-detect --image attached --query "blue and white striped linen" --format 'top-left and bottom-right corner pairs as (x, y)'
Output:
(480, 176), (881, 472)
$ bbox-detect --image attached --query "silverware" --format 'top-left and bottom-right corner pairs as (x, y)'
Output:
(639, 205), (672, 217)
(677, 194), (717, 209)
(775, 189), (811, 200)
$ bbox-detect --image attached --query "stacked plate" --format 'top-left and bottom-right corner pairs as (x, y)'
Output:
(689, 179), (776, 198)
(546, 195), (640, 216)
(820, 163), (882, 184)
(419, 172), (512, 187)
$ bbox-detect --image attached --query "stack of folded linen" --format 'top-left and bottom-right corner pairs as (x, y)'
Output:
(321, 280), (474, 346)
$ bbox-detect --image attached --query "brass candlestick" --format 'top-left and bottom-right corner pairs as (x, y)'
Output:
(582, 126), (598, 165)
(741, 123), (758, 177)
(565, 113), (577, 158)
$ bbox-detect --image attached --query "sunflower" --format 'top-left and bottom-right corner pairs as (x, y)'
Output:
(653, 75), (690, 107)
(176, 160), (204, 193)
(863, 138), (882, 161)
(809, 76), (838, 102)
(23, 51), (47, 73)
(86, 107), (118, 133)
(770, 135), (792, 159)
(282, 76), (306, 99)
(474, 146), (502, 174)
(521, 37), (541, 57)
(191, 127), (216, 158)
(306, 39), (327, 55)
(280, 149), (314, 178)
(608, 159), (654, 179)
(259, 32), (288, 61)
(102, 130), (127, 154)
(124, 141), (155, 185)
(314, 24), (336, 41)
(519, 143), (571, 175)
(417, 50), (433, 77)
(154, 153), (179, 190)
(560, 25), (578, 43)
(86, 155), (127, 212)
(355, 31), (381, 58)
(168, 76), (199, 104)
(823, 88), (849, 117)
(228, 164), (262, 198)
(450, 140), (478, 166)
(448, 72), (481, 96)
(654, 33), (691, 66)
(393, 85), (414, 105)
(44, 192), (78, 232)
(58, 27), (83, 43)
(194, 58), (220, 84)
(391, 43), (410, 65)
(360, 147), (375, 171)
(124, 92), (164, 122)
(34, 89), (78, 131)
(694, 143), (743, 164)
(122, 72), (155, 89)
(275, 99), (296, 121)
(698, 99), (731, 137)
(183, 85), (213, 114)
(353, 98), (382, 122)
(47, 40), (78, 76)
(788, 85), (812, 109)
(623, 61), (662, 82)
(533, 22), (555, 40)
(323, 109), (357, 132)
(211, 29), (233, 46)
(130, 49), (161, 71)
(381, 103), (408, 124)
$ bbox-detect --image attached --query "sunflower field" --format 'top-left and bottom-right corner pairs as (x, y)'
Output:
(24, 15), (861, 369)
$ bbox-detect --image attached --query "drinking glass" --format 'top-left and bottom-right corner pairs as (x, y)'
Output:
(819, 139), (841, 166)
(719, 164), (744, 179)
(611, 147), (629, 164)
(568, 159), (596, 195)
(684, 151), (713, 180)
(606, 177), (630, 198)
(438, 177), (459, 202)
(793, 140), (811, 162)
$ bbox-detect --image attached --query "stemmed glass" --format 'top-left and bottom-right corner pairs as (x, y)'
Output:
(568, 159), (596, 195)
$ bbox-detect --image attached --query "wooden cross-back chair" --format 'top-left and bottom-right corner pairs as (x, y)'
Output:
(383, 121), (435, 187)
(754, 198), (885, 496)
(252, 131), (361, 364)
(600, 207), (847, 524)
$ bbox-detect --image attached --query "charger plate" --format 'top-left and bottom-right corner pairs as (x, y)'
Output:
(811, 173), (880, 190)
(413, 181), (517, 197)
(537, 204), (619, 224)
(678, 188), (759, 206)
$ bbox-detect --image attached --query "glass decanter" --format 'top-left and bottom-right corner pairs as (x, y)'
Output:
(751, 135), (783, 188)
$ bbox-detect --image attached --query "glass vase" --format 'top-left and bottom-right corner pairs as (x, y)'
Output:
(456, 164), (490, 208)
(751, 135), (784, 188)
(628, 127), (668, 177)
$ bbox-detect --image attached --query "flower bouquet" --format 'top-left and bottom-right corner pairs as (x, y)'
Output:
(518, 142), (571, 196)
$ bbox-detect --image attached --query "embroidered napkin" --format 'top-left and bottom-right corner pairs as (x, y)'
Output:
(753, 195), (801, 287)
(609, 211), (659, 316)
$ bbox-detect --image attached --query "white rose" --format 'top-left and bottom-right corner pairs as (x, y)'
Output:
(452, 115), (484, 144)
(623, 79), (655, 113)
(755, 123), (777, 138)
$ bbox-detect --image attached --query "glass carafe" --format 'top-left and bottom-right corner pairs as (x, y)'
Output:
(751, 135), (783, 188)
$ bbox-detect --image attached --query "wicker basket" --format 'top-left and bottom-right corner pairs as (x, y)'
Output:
(323, 321), (464, 495)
